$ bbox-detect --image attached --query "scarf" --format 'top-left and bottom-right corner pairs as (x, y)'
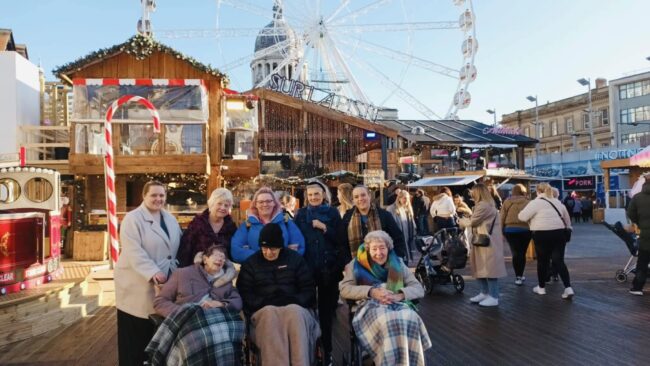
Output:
(305, 203), (332, 224)
(347, 205), (382, 255)
(352, 243), (414, 309)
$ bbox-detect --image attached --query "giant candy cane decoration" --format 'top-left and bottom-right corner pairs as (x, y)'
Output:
(105, 95), (160, 264)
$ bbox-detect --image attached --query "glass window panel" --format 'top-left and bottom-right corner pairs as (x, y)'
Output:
(224, 131), (255, 159)
(119, 124), (158, 155)
(164, 124), (204, 155)
(74, 123), (104, 154)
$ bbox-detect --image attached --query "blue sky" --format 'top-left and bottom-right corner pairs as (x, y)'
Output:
(3, 0), (650, 123)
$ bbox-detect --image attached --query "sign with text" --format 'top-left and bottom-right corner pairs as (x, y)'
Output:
(363, 169), (385, 188)
(563, 176), (596, 191)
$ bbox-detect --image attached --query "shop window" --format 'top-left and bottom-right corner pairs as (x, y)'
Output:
(224, 131), (255, 159)
(74, 123), (104, 154)
(119, 124), (158, 155)
(223, 96), (258, 160)
(163, 124), (204, 155)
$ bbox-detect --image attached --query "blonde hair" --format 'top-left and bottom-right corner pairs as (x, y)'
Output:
(551, 187), (560, 198)
(536, 182), (553, 198)
(471, 183), (495, 206)
(142, 180), (166, 197)
(395, 190), (414, 216)
(337, 183), (354, 211)
(249, 187), (282, 218)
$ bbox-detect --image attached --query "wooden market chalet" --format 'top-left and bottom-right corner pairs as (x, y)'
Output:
(52, 34), (396, 258)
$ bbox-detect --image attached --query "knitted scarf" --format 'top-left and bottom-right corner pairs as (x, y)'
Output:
(305, 203), (332, 224)
(353, 243), (414, 308)
(347, 205), (381, 255)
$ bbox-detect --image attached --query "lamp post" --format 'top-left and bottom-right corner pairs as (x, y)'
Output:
(486, 109), (497, 126)
(577, 78), (596, 150)
(526, 96), (540, 174)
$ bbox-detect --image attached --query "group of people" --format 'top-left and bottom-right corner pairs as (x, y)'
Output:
(114, 180), (430, 366)
(562, 193), (595, 223)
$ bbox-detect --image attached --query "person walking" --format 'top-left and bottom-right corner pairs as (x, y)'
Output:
(458, 183), (507, 307)
(628, 176), (650, 295)
(429, 186), (456, 232)
(518, 183), (575, 299)
(412, 189), (430, 236)
(500, 184), (531, 286)
(386, 189), (418, 263)
(571, 196), (582, 224)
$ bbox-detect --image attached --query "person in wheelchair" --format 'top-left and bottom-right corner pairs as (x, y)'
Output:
(236, 223), (321, 365)
(339, 230), (432, 366)
(147, 245), (244, 365)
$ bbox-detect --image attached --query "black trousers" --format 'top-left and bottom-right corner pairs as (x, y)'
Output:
(117, 309), (154, 366)
(317, 279), (340, 354)
(532, 230), (571, 288)
(504, 231), (531, 277)
(632, 248), (650, 291)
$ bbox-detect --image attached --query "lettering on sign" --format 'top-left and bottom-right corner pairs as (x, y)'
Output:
(0, 271), (14, 283)
(268, 74), (380, 121)
(482, 127), (522, 135)
(363, 169), (385, 188)
(594, 148), (643, 161)
(25, 264), (46, 279)
(564, 176), (596, 190)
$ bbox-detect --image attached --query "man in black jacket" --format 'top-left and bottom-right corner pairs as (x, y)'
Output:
(237, 223), (320, 364)
(338, 185), (407, 261)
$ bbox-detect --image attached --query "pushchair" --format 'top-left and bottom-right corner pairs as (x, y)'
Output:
(414, 227), (468, 293)
(603, 221), (639, 283)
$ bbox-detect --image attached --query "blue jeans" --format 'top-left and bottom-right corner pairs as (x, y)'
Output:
(416, 214), (429, 235)
(477, 278), (500, 299)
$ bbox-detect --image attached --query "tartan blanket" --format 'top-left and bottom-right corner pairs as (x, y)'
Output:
(146, 304), (245, 366)
(352, 299), (432, 366)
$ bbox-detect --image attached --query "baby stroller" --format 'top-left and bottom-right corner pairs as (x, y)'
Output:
(414, 227), (468, 293)
(603, 221), (639, 283)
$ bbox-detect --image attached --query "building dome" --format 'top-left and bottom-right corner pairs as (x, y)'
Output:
(254, 4), (296, 53)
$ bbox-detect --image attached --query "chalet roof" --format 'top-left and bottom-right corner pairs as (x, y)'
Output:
(53, 34), (227, 82)
(377, 119), (538, 148)
(0, 28), (16, 52)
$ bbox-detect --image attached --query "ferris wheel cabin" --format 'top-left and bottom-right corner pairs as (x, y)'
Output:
(0, 167), (62, 296)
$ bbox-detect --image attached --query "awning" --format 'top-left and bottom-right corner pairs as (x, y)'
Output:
(408, 174), (482, 188)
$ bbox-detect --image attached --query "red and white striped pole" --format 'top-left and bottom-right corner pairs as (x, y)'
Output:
(105, 95), (160, 265)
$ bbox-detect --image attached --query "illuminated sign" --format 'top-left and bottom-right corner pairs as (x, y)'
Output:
(0, 271), (14, 283)
(268, 74), (379, 121)
(563, 176), (596, 190)
(365, 131), (377, 139)
(594, 148), (644, 161)
(482, 127), (522, 135)
(25, 264), (46, 279)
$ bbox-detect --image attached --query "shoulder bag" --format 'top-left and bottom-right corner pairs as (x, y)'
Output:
(540, 198), (572, 242)
(472, 215), (497, 247)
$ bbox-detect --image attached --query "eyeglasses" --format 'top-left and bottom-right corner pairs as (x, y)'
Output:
(256, 200), (275, 205)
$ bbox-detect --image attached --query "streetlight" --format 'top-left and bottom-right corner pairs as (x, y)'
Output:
(486, 109), (497, 126)
(577, 78), (596, 150)
(526, 95), (540, 173)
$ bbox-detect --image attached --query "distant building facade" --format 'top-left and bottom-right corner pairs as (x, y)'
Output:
(609, 70), (650, 148)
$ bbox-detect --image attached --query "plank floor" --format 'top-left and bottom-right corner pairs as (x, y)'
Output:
(2, 223), (649, 365)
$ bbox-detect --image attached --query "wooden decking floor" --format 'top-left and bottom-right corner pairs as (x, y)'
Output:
(2, 224), (649, 365)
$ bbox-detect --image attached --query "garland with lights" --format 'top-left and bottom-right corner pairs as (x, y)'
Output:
(53, 34), (228, 84)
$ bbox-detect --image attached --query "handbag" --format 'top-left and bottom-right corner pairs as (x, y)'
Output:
(540, 198), (572, 242)
(472, 215), (497, 247)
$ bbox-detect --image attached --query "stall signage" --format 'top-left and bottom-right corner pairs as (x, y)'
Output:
(363, 169), (384, 188)
(268, 74), (379, 121)
(0, 271), (14, 283)
(594, 148), (643, 161)
(482, 127), (522, 135)
(25, 264), (46, 278)
(609, 175), (619, 190)
(564, 176), (596, 190)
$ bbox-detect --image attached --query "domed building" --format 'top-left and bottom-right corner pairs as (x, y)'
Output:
(250, 1), (306, 86)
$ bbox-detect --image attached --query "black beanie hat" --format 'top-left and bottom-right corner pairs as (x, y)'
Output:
(258, 223), (284, 248)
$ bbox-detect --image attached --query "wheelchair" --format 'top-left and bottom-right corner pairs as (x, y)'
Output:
(242, 307), (325, 366)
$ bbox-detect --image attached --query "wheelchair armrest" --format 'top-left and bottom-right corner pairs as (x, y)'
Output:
(148, 314), (165, 328)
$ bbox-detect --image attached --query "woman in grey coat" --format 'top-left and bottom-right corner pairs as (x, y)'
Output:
(114, 181), (182, 366)
(459, 183), (507, 307)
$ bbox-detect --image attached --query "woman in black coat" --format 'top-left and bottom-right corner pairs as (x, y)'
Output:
(294, 180), (346, 364)
(338, 185), (407, 260)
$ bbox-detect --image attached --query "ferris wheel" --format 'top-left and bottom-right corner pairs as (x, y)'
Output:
(160, 0), (477, 120)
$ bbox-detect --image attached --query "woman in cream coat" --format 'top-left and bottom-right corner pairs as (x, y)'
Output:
(114, 181), (182, 366)
(459, 183), (507, 307)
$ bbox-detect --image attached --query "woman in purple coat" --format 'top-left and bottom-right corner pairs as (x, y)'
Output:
(177, 188), (238, 266)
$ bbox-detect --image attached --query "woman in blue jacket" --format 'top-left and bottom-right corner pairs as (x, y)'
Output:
(231, 187), (305, 263)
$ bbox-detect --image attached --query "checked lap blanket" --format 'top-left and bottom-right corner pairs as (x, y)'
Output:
(146, 304), (244, 366)
(352, 300), (432, 366)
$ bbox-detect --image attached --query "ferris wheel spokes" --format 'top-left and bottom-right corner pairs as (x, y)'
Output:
(320, 32), (370, 104)
(218, 0), (301, 24)
(221, 39), (292, 71)
(331, 21), (460, 34)
(254, 55), (300, 89)
(330, 0), (393, 26)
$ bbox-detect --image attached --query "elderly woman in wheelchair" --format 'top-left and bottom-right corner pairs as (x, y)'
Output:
(340, 230), (432, 366)
(146, 245), (244, 366)
(236, 223), (321, 366)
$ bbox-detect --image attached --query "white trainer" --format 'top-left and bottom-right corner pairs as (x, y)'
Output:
(478, 296), (499, 307)
(515, 276), (526, 286)
(532, 286), (546, 295)
(470, 293), (488, 303)
(562, 287), (575, 299)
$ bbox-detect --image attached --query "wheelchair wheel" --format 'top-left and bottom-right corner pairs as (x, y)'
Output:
(415, 268), (433, 294)
(615, 270), (628, 283)
(452, 274), (465, 293)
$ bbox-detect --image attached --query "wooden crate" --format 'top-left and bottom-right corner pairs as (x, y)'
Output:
(72, 231), (108, 261)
